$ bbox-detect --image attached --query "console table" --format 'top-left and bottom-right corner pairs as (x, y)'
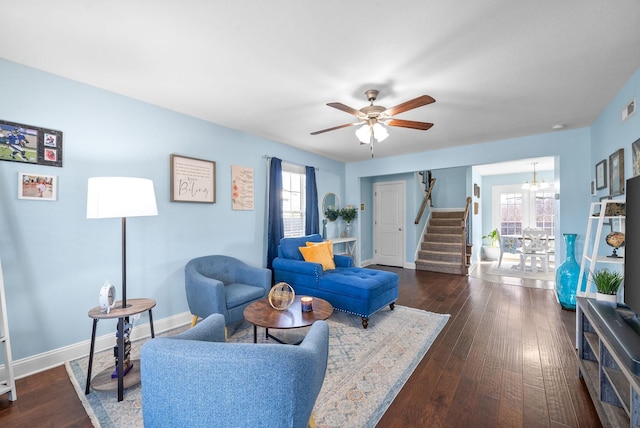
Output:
(86, 298), (156, 401)
(331, 237), (357, 265)
(577, 297), (640, 427)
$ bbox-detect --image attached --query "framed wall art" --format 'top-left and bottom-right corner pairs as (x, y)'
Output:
(231, 165), (254, 210)
(170, 154), (215, 203)
(632, 137), (640, 177)
(0, 119), (63, 167)
(609, 148), (625, 196)
(18, 172), (57, 201)
(595, 159), (607, 190)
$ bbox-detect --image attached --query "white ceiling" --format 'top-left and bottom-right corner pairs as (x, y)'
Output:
(1, 1), (639, 163)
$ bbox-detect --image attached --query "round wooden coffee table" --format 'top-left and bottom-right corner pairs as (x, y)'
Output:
(243, 296), (333, 344)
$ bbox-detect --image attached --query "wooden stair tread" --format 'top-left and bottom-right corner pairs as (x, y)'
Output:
(417, 208), (469, 276)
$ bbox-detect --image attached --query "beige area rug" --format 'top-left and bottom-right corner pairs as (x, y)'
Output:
(66, 306), (449, 428)
(486, 261), (555, 281)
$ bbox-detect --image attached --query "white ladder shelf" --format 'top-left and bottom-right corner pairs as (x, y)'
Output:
(0, 258), (16, 401)
(576, 199), (625, 299)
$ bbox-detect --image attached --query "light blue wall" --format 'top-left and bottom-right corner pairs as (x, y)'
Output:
(431, 167), (469, 209)
(0, 59), (345, 361)
(346, 129), (592, 266)
(589, 66), (640, 258)
(591, 67), (640, 193)
(1, 56), (639, 366)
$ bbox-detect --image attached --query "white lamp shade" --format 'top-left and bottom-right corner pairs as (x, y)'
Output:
(372, 123), (389, 142)
(355, 123), (389, 144)
(87, 177), (158, 219)
(355, 124), (371, 143)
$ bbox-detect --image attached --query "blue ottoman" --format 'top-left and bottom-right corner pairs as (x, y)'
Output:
(319, 267), (399, 328)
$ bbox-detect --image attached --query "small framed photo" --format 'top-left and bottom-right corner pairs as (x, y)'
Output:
(18, 172), (57, 201)
(590, 180), (596, 196)
(170, 154), (216, 203)
(609, 148), (625, 196)
(595, 159), (607, 190)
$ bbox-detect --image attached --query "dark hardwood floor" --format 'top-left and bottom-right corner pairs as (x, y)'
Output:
(0, 263), (600, 427)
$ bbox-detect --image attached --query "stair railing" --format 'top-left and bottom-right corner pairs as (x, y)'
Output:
(414, 178), (436, 225)
(460, 196), (473, 268)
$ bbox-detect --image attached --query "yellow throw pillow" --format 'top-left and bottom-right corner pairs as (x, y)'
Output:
(306, 240), (334, 258)
(299, 244), (335, 271)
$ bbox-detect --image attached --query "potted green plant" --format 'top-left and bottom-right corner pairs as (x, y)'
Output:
(339, 206), (358, 224)
(481, 229), (500, 261)
(482, 229), (499, 247)
(339, 206), (358, 237)
(590, 269), (623, 305)
(324, 207), (339, 222)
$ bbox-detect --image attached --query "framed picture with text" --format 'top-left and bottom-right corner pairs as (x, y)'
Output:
(170, 154), (216, 203)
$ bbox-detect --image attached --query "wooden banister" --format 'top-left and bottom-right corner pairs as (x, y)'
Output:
(460, 196), (473, 268)
(414, 178), (436, 225)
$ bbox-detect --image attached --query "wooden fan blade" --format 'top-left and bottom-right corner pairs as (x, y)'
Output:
(310, 122), (360, 135)
(384, 95), (435, 116)
(327, 102), (365, 117)
(387, 119), (434, 130)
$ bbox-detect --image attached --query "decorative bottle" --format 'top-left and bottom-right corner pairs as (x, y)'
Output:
(556, 233), (580, 310)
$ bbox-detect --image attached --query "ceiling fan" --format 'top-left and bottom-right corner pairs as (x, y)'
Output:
(311, 89), (435, 156)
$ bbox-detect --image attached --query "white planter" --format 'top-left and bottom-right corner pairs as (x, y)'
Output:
(596, 292), (618, 306)
(482, 246), (500, 261)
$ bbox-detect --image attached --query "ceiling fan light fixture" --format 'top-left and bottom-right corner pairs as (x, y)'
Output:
(372, 123), (389, 142)
(355, 124), (371, 144)
(355, 122), (389, 144)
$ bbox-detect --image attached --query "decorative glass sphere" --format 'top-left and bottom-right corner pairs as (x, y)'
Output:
(268, 282), (295, 310)
(606, 231), (625, 258)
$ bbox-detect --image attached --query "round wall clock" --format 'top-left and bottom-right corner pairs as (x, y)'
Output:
(99, 281), (117, 313)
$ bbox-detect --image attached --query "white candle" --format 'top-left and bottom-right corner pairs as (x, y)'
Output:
(301, 296), (313, 312)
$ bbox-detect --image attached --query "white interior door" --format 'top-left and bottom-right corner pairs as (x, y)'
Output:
(374, 181), (405, 267)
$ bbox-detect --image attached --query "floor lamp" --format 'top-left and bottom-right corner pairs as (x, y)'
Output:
(86, 177), (158, 309)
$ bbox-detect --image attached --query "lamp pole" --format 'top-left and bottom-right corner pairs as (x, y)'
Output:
(121, 217), (128, 309)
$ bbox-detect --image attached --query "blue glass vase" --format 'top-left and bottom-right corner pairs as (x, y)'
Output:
(556, 233), (579, 310)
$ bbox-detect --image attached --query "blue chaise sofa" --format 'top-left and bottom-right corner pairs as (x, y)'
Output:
(272, 234), (399, 328)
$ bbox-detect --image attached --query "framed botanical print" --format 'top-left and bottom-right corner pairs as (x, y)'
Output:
(632, 137), (640, 177)
(609, 148), (625, 196)
(595, 159), (607, 190)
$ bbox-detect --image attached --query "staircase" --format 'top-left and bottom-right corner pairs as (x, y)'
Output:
(416, 210), (470, 275)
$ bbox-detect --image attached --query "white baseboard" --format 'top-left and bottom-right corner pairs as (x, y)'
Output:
(0, 311), (193, 380)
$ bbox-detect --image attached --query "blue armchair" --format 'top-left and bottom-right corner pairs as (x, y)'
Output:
(141, 314), (329, 428)
(185, 255), (271, 327)
(273, 234), (399, 328)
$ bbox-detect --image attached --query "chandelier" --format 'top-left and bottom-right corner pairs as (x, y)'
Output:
(522, 162), (548, 191)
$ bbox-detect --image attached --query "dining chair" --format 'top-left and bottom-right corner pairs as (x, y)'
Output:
(497, 230), (519, 268)
(517, 229), (550, 272)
